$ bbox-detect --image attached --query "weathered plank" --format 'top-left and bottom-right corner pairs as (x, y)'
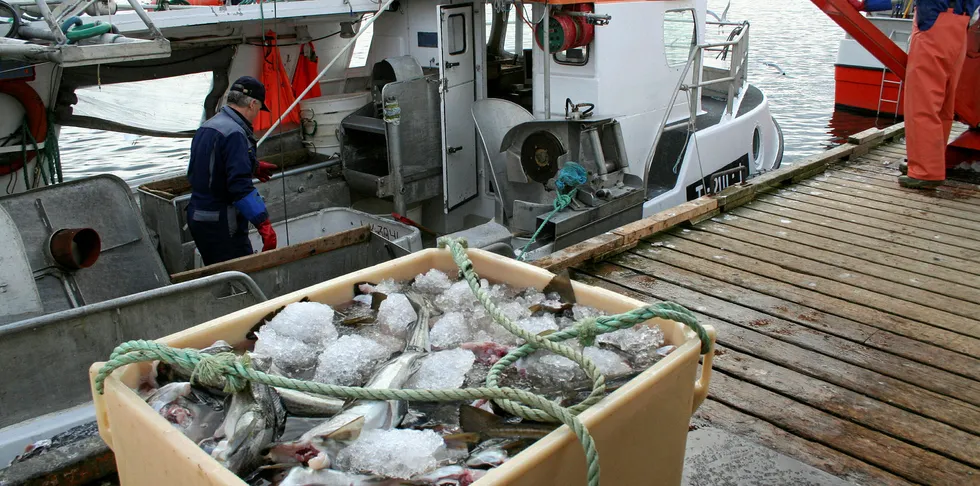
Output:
(170, 226), (371, 283)
(704, 215), (980, 294)
(754, 195), (980, 259)
(737, 202), (980, 275)
(612, 198), (718, 247)
(694, 400), (914, 486)
(577, 268), (980, 437)
(532, 232), (625, 273)
(769, 190), (980, 244)
(798, 178), (980, 223)
(713, 346), (980, 466)
(671, 227), (980, 319)
(628, 244), (980, 357)
(657, 235), (980, 337)
(823, 171), (980, 212)
(706, 372), (979, 485)
(836, 166), (980, 204)
(576, 262), (980, 397)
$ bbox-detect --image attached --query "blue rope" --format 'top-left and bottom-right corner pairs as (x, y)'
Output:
(517, 162), (589, 261)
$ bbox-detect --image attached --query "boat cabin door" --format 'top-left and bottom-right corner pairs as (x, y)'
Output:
(438, 3), (478, 212)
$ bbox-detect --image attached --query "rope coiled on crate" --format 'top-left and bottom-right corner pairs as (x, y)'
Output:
(94, 237), (711, 486)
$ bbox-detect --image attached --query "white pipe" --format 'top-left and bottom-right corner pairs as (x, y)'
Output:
(256, 0), (393, 147)
(542, 4), (550, 120)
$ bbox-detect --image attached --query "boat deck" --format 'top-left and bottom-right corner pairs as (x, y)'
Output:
(566, 125), (980, 485)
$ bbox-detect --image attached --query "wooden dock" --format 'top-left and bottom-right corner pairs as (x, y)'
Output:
(543, 123), (980, 485)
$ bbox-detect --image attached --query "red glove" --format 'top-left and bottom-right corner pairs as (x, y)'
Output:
(256, 219), (277, 252)
(256, 161), (277, 183)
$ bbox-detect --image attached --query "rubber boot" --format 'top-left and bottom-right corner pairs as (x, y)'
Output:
(898, 175), (943, 189)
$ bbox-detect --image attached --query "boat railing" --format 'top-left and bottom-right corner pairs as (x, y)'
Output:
(641, 20), (750, 188)
(695, 20), (750, 116)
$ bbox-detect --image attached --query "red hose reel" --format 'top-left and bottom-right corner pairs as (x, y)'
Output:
(534, 3), (595, 53)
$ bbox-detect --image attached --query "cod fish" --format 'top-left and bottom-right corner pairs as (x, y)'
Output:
(458, 405), (556, 441)
(211, 381), (287, 477)
(144, 382), (226, 444)
(268, 292), (432, 470)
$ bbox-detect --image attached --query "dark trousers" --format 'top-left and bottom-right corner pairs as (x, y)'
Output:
(188, 217), (253, 266)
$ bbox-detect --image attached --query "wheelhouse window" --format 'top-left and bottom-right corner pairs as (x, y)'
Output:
(448, 13), (467, 55)
(664, 9), (696, 67)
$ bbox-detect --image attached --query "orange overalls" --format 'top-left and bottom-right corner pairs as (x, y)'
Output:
(905, 8), (971, 181)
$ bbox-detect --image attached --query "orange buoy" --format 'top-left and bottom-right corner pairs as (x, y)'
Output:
(0, 81), (47, 176)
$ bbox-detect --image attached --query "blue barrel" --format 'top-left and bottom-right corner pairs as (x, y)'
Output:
(864, 0), (894, 11)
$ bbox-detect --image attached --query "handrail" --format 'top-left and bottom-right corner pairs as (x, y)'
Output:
(642, 20), (750, 189)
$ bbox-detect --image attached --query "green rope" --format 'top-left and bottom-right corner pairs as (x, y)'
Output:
(94, 237), (711, 486)
(517, 162), (590, 262)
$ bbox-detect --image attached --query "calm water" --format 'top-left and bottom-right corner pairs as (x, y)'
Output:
(59, 0), (889, 185)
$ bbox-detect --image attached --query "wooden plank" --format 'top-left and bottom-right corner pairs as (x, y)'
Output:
(787, 183), (980, 232)
(713, 346), (980, 467)
(708, 213), (980, 292)
(769, 190), (980, 244)
(835, 167), (980, 204)
(741, 200), (980, 270)
(694, 400), (915, 486)
(671, 228), (980, 320)
(628, 243), (980, 357)
(758, 193), (980, 256)
(611, 198), (718, 247)
(824, 171), (980, 212)
(170, 225), (372, 283)
(712, 143), (858, 210)
(577, 269), (980, 441)
(576, 261), (980, 397)
(532, 232), (625, 273)
(706, 373), (980, 485)
(658, 235), (980, 337)
(848, 126), (889, 146)
(533, 198), (720, 272)
(799, 178), (980, 223)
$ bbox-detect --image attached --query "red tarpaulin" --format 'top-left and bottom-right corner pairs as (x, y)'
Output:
(255, 30), (300, 132)
(292, 42), (322, 101)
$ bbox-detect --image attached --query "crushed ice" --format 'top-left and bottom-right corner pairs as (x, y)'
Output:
(336, 429), (445, 479)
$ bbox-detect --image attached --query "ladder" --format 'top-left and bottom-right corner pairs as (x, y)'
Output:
(876, 67), (903, 121)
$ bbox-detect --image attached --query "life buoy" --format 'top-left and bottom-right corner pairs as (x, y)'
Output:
(0, 81), (48, 176)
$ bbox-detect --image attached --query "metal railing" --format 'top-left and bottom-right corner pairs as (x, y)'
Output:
(642, 21), (751, 188)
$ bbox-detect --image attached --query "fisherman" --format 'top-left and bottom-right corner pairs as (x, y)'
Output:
(900, 0), (980, 189)
(186, 76), (278, 265)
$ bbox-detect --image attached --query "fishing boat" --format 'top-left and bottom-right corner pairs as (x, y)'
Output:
(0, 0), (787, 481)
(833, 8), (911, 119)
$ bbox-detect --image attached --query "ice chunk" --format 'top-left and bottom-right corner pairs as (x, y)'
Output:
(374, 278), (404, 294)
(435, 281), (479, 311)
(597, 324), (664, 354)
(264, 301), (337, 345)
(517, 315), (559, 335)
(572, 304), (603, 321)
(597, 324), (665, 368)
(253, 328), (319, 376)
(409, 349), (476, 389)
(336, 429), (445, 479)
(499, 302), (531, 322)
(519, 352), (586, 388)
(314, 335), (390, 386)
(413, 269), (454, 294)
(352, 294), (373, 306)
(583, 347), (632, 378)
(430, 312), (470, 349)
(377, 293), (418, 334)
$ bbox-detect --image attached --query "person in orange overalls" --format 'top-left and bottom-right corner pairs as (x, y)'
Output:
(901, 0), (980, 189)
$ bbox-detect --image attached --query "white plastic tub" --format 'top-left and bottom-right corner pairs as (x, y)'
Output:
(91, 248), (715, 486)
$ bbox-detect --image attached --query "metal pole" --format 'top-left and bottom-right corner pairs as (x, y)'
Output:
(257, 0), (395, 147)
(33, 0), (68, 44)
(514, 4), (523, 58)
(125, 0), (165, 39)
(542, 3), (550, 120)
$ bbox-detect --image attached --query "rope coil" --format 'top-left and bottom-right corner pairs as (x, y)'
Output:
(94, 237), (710, 486)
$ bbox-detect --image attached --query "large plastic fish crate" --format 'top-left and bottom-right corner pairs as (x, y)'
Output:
(89, 248), (716, 486)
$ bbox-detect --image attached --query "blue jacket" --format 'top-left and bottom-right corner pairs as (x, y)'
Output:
(917, 0), (980, 31)
(186, 106), (268, 231)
